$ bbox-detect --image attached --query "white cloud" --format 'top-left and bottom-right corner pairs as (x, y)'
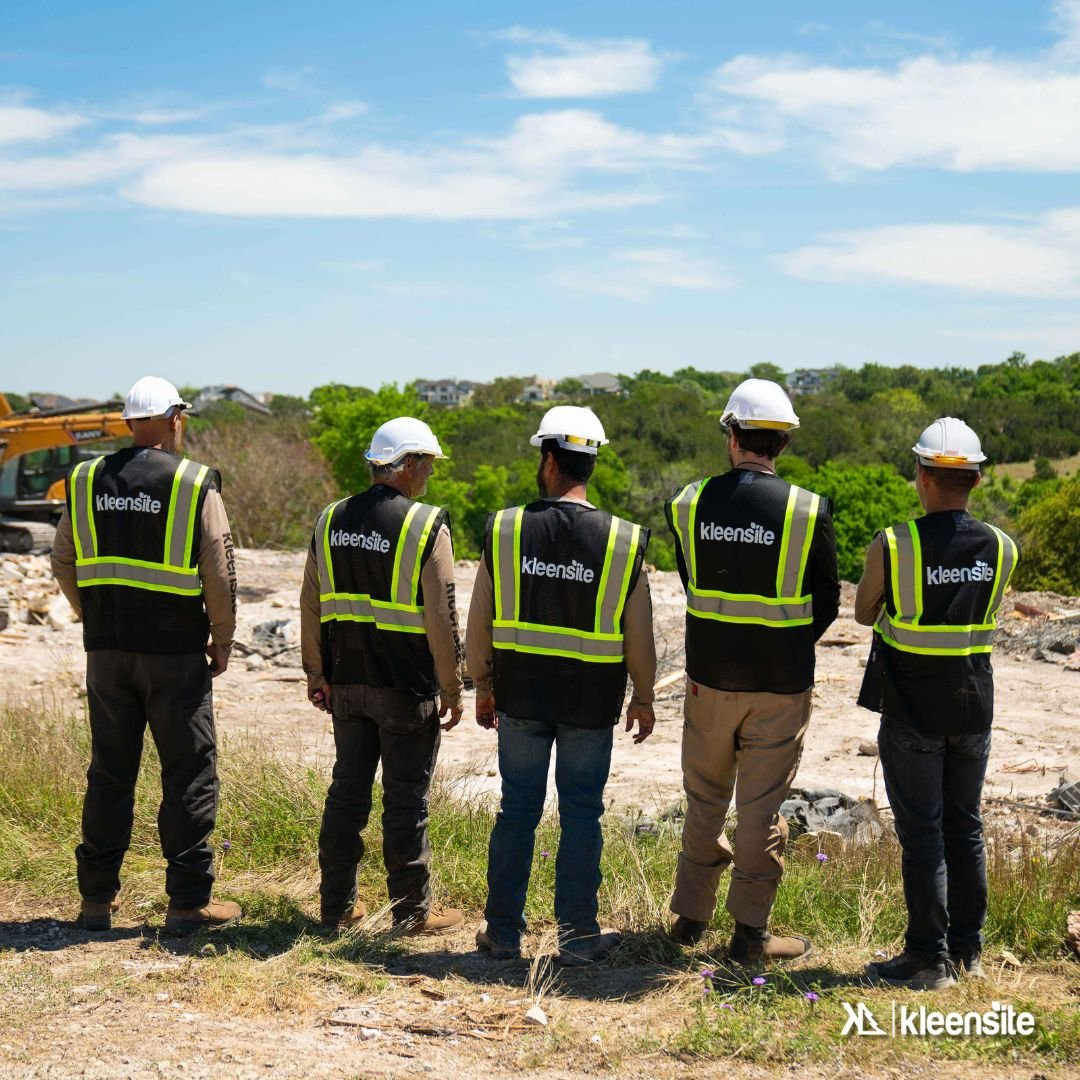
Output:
(500, 28), (665, 98)
(0, 103), (87, 145)
(262, 66), (318, 92)
(553, 247), (734, 300)
(319, 259), (384, 272)
(703, 4), (1080, 172)
(318, 101), (369, 124)
(779, 209), (1080, 298)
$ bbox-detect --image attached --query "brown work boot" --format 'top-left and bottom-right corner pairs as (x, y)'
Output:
(164, 899), (241, 935)
(77, 897), (121, 932)
(668, 915), (708, 947)
(391, 906), (464, 937)
(729, 923), (813, 966)
(320, 902), (369, 932)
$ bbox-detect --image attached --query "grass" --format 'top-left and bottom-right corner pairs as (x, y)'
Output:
(1, 696), (1078, 1069)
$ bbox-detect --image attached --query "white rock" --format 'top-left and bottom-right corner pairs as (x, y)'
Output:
(479, 993), (492, 1004)
(45, 593), (75, 630)
(359, 1028), (380, 1041)
(245, 654), (266, 670)
(524, 1004), (548, 1027)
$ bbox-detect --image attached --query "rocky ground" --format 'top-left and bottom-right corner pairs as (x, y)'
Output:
(2, 548), (1076, 813)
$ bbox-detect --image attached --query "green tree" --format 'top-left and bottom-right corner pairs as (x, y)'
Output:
(748, 361), (786, 384)
(471, 377), (527, 408)
(1013, 475), (1080, 592)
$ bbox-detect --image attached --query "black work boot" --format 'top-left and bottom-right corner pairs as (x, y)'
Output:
(949, 950), (985, 979)
(865, 950), (956, 990)
(729, 921), (813, 966)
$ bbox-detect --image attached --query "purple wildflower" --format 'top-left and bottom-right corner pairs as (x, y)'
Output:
(720, 1002), (734, 1011)
(752, 976), (766, 986)
(804, 992), (820, 1002)
(539, 850), (550, 859)
(221, 840), (231, 852)
(699, 968), (715, 980)
(816, 852), (828, 863)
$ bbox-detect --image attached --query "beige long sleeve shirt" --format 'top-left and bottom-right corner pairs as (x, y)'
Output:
(51, 487), (238, 648)
(300, 522), (465, 707)
(854, 533), (886, 627)
(465, 523), (657, 708)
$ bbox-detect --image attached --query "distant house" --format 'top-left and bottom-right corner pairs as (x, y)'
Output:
(518, 377), (556, 404)
(192, 385), (272, 416)
(577, 372), (626, 398)
(787, 368), (840, 396)
(417, 379), (476, 407)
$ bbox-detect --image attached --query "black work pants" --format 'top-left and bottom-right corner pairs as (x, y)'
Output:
(319, 684), (440, 923)
(878, 718), (991, 962)
(77, 650), (218, 908)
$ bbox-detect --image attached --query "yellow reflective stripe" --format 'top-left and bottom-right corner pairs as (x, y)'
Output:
(909, 519), (924, 625)
(611, 522), (641, 631)
(512, 505), (522, 623)
(391, 502), (422, 603)
(162, 459), (189, 568)
(669, 481), (695, 582)
(492, 508), (521, 622)
(686, 478), (709, 587)
(83, 457), (104, 559)
(76, 559), (202, 594)
(493, 617), (623, 641)
(775, 485), (799, 596)
(593, 517), (619, 634)
(688, 608), (813, 629)
(318, 499), (345, 596)
(408, 504), (440, 606)
(492, 624), (625, 661)
(77, 554), (199, 574)
(181, 464), (208, 566)
(793, 492), (820, 597)
(883, 527), (901, 620)
(70, 460), (96, 560)
(874, 622), (994, 656)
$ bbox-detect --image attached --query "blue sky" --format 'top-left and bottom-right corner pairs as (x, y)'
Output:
(3, 0), (1080, 397)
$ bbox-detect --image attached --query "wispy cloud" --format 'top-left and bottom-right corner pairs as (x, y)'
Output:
(379, 283), (459, 297)
(318, 259), (384, 272)
(0, 102), (87, 145)
(779, 209), (1080, 298)
(262, 66), (318, 92)
(553, 247), (734, 300)
(703, 3), (1080, 172)
(496, 28), (666, 98)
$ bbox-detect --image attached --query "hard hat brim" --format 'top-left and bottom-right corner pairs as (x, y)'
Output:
(530, 432), (605, 454)
(121, 399), (192, 420)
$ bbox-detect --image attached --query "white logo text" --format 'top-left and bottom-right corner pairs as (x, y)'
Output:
(331, 529), (391, 553)
(95, 493), (162, 514)
(926, 559), (993, 586)
(521, 556), (594, 583)
(700, 521), (775, 545)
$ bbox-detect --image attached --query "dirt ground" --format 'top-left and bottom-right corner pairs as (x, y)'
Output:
(2, 548), (1076, 812)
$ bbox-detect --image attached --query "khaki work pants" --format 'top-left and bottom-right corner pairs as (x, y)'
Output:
(671, 679), (812, 928)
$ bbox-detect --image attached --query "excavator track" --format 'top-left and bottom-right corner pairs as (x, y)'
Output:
(0, 518), (57, 555)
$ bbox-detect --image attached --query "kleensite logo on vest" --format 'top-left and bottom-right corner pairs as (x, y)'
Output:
(331, 529), (391, 553)
(700, 521), (776, 545)
(521, 556), (595, 583)
(95, 493), (162, 514)
(925, 559), (993, 586)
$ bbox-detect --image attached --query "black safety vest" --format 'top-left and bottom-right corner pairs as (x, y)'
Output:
(667, 469), (825, 692)
(68, 446), (217, 654)
(315, 485), (446, 696)
(872, 510), (1018, 733)
(484, 499), (647, 728)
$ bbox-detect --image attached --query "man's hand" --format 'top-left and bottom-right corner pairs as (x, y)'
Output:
(439, 696), (464, 731)
(476, 693), (498, 730)
(309, 683), (332, 713)
(206, 643), (230, 679)
(625, 702), (655, 744)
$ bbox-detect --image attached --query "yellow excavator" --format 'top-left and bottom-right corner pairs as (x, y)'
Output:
(0, 392), (130, 553)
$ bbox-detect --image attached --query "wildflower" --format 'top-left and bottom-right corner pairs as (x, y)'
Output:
(539, 850), (550, 859)
(221, 840), (231, 852)
(804, 992), (820, 1002)
(701, 984), (712, 996)
(720, 1002), (734, 1011)
(699, 968), (715, 980)
(752, 976), (766, 986)
(816, 852), (828, 863)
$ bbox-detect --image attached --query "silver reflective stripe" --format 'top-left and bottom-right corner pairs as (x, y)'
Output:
(394, 503), (441, 606)
(687, 592), (814, 623)
(166, 459), (202, 566)
(71, 458), (100, 560)
(493, 507), (520, 622)
(75, 560), (202, 592)
(877, 614), (994, 652)
(984, 525), (1018, 623)
(321, 595), (374, 620)
(778, 487), (820, 597)
(597, 518), (640, 635)
(492, 624), (624, 658)
(887, 525), (919, 619)
(670, 481), (703, 587)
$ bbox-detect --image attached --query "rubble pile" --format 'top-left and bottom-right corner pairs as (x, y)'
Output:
(780, 786), (888, 847)
(0, 553), (76, 632)
(995, 591), (1080, 669)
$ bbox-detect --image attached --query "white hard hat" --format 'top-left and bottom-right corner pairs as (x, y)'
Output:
(365, 416), (446, 466)
(720, 378), (799, 431)
(530, 405), (608, 455)
(122, 375), (192, 420)
(912, 417), (986, 471)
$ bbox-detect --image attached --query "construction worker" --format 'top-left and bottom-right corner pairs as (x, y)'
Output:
(300, 416), (465, 935)
(50, 376), (240, 934)
(858, 418), (1018, 990)
(466, 405), (656, 965)
(666, 378), (839, 963)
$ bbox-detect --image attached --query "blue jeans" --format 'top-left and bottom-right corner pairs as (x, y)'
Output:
(878, 719), (991, 962)
(484, 717), (614, 949)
